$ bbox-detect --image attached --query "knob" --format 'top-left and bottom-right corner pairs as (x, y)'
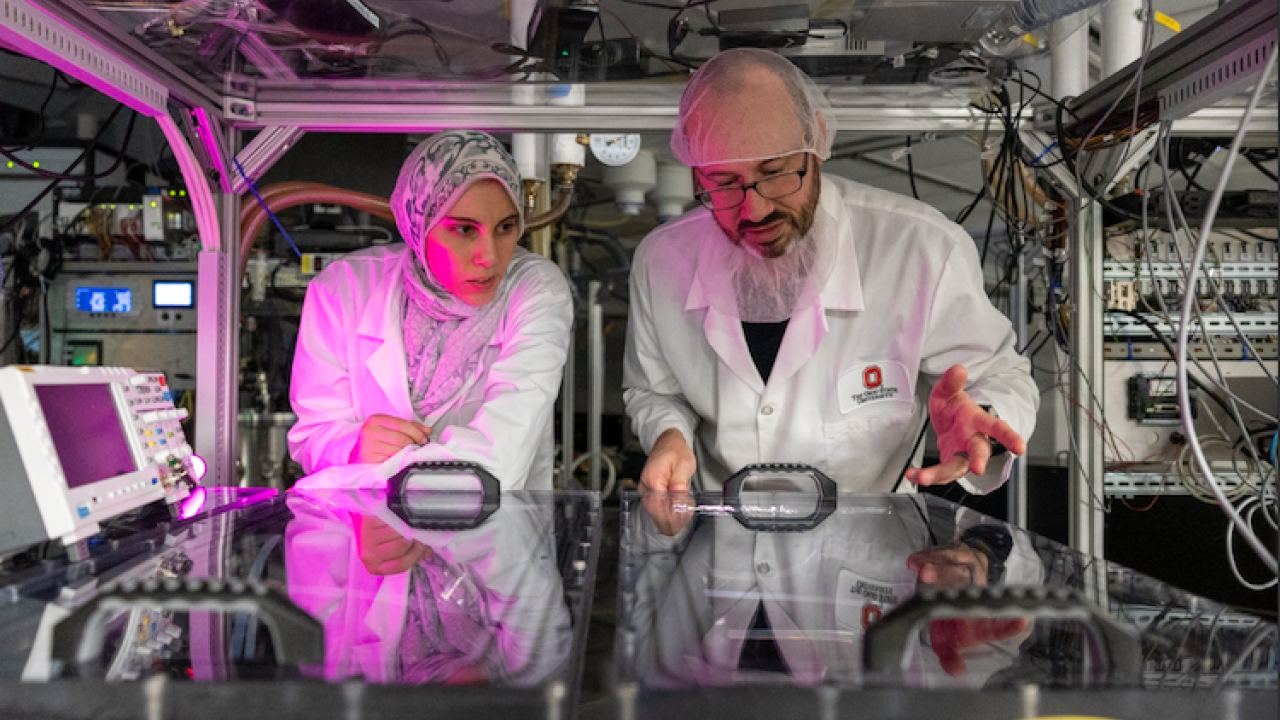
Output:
(140, 411), (161, 423)
(129, 375), (148, 386)
(154, 450), (171, 462)
(175, 408), (189, 420)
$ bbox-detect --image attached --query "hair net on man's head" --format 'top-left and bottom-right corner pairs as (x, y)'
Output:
(390, 130), (524, 257)
(670, 48), (835, 168)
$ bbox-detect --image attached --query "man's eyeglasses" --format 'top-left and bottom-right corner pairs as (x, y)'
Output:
(695, 165), (808, 211)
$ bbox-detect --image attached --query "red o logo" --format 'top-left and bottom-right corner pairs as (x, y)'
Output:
(864, 366), (882, 389)
(862, 603), (882, 629)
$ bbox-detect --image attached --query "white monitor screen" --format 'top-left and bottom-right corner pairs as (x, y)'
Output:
(153, 281), (194, 308)
(33, 384), (137, 488)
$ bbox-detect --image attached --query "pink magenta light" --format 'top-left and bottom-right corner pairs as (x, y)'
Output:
(190, 454), (208, 481)
(178, 486), (206, 520)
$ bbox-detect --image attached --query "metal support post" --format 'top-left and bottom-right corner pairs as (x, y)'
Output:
(588, 281), (604, 493)
(1008, 246), (1029, 528)
(1069, 200), (1106, 558)
(196, 129), (242, 486)
(556, 243), (575, 488)
(1052, 12), (1091, 100)
(1101, 0), (1146, 77)
(229, 126), (307, 195)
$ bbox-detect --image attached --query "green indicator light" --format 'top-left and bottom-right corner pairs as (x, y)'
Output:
(31, 161), (39, 168)
(5, 161), (12, 169)
(179, 190), (186, 197)
(150, 201), (158, 208)
(169, 190), (176, 197)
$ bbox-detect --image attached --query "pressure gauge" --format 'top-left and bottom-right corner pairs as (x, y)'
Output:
(589, 134), (642, 167)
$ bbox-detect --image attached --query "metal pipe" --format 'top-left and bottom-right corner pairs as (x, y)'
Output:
(588, 280), (604, 493)
(1009, 246), (1029, 528)
(1052, 12), (1091, 100)
(526, 183), (575, 232)
(1101, 0), (1145, 78)
(1069, 200), (1105, 557)
(556, 242), (576, 488)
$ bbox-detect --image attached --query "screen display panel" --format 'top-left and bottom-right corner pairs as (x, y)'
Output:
(75, 287), (133, 313)
(33, 384), (137, 488)
(153, 281), (194, 308)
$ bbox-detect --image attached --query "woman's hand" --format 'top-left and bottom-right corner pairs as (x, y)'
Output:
(356, 514), (432, 575)
(350, 414), (432, 465)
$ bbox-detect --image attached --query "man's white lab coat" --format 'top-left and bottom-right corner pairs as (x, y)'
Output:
(289, 245), (572, 490)
(623, 175), (1038, 493)
(625, 496), (1044, 688)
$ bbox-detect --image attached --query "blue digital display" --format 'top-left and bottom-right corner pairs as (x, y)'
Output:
(75, 287), (132, 314)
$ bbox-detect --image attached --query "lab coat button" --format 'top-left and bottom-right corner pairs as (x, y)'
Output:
(760, 405), (775, 416)
(756, 562), (770, 574)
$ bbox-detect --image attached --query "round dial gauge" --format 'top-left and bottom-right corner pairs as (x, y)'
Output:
(589, 134), (642, 166)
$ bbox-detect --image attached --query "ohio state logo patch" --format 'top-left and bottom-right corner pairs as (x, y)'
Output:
(838, 361), (912, 414)
(863, 366), (882, 389)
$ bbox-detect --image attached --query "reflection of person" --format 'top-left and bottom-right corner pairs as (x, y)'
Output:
(289, 130), (572, 489)
(284, 487), (570, 685)
(623, 49), (1037, 495)
(626, 495), (1042, 688)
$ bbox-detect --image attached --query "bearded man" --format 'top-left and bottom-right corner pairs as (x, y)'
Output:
(623, 48), (1038, 498)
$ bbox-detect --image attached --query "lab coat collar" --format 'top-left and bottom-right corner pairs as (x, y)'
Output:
(355, 253), (416, 421)
(685, 174), (864, 314)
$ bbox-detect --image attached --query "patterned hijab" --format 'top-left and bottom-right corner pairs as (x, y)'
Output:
(389, 130), (538, 421)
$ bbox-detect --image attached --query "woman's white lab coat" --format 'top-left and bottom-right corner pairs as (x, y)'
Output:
(623, 175), (1038, 494)
(285, 487), (570, 684)
(288, 245), (572, 490)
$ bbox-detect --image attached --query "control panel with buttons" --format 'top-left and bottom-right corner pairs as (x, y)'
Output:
(0, 365), (200, 555)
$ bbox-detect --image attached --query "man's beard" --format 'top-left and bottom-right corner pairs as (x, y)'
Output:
(729, 228), (825, 322)
(729, 180), (824, 321)
(733, 187), (819, 259)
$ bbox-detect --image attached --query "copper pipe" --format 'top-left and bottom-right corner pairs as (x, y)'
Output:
(239, 178), (577, 278)
(526, 184), (574, 232)
(239, 183), (392, 277)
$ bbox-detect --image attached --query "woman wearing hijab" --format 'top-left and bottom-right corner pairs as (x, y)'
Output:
(288, 130), (573, 492)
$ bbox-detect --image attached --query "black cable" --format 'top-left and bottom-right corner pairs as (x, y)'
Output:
(1180, 161), (1206, 191)
(1243, 151), (1279, 182)
(905, 136), (920, 200)
(892, 418), (932, 493)
(0, 68), (60, 151)
(0, 104), (126, 236)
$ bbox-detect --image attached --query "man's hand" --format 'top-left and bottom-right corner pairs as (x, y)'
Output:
(639, 428), (698, 536)
(928, 616), (1028, 676)
(639, 428), (697, 493)
(907, 543), (1026, 676)
(356, 513), (432, 575)
(350, 414), (432, 465)
(907, 543), (990, 588)
(905, 365), (1026, 486)
(642, 490), (698, 537)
